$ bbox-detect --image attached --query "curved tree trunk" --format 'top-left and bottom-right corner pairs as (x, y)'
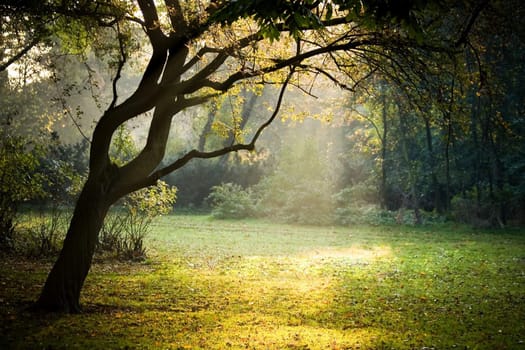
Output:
(34, 178), (111, 313)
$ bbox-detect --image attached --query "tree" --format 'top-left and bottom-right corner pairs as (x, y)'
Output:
(0, 0), (480, 312)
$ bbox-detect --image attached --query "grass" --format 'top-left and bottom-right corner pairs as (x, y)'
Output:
(1, 214), (525, 349)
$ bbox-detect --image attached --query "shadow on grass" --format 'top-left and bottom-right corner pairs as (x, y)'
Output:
(2, 218), (525, 349)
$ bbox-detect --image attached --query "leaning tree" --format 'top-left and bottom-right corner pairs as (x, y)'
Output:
(1, 0), (483, 312)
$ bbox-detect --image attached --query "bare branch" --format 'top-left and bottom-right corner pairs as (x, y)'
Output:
(181, 46), (223, 73)
(180, 93), (222, 108)
(290, 76), (320, 98)
(297, 64), (355, 92)
(249, 66), (295, 145)
(58, 98), (92, 144)
(184, 51), (229, 86)
(124, 15), (146, 27)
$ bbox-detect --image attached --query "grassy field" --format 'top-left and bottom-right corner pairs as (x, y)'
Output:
(1, 214), (524, 349)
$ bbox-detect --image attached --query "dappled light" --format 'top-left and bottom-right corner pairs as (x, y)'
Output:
(2, 215), (524, 348)
(300, 245), (392, 262)
(2, 0), (525, 348)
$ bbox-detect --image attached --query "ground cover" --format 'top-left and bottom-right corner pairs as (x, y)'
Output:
(1, 214), (524, 349)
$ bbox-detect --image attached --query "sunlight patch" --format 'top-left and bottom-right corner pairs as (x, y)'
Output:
(211, 314), (386, 350)
(301, 245), (392, 263)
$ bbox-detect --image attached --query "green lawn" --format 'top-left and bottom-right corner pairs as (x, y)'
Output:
(1, 215), (525, 349)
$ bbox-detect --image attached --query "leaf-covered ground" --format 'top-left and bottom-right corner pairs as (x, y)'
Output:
(1, 215), (524, 349)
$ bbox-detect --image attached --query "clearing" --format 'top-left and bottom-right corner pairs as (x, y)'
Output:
(1, 215), (524, 349)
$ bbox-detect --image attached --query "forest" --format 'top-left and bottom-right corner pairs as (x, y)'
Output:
(1, 0), (524, 348)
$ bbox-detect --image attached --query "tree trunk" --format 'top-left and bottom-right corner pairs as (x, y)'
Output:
(380, 87), (388, 209)
(423, 117), (438, 211)
(34, 178), (111, 313)
(444, 111), (452, 212)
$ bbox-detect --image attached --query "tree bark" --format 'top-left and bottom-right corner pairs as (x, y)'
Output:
(34, 177), (112, 313)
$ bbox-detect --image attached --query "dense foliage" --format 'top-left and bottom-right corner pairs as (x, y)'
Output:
(202, 1), (525, 227)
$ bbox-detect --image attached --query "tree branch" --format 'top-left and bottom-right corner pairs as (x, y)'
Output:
(141, 67), (295, 188)
(164, 0), (187, 33)
(109, 22), (127, 109)
(181, 46), (223, 73)
(180, 93), (222, 108)
(296, 64), (356, 92)
(137, 0), (167, 47)
(199, 37), (375, 93)
(0, 36), (40, 73)
(455, 0), (489, 47)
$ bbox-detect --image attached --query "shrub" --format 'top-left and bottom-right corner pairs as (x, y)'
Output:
(13, 208), (70, 258)
(254, 137), (335, 225)
(121, 181), (177, 260)
(28, 208), (69, 257)
(334, 182), (379, 206)
(256, 177), (334, 225)
(451, 188), (502, 228)
(419, 210), (447, 225)
(0, 133), (86, 254)
(98, 212), (126, 253)
(334, 204), (396, 225)
(0, 136), (45, 251)
(333, 185), (391, 225)
(98, 181), (177, 260)
(207, 183), (257, 219)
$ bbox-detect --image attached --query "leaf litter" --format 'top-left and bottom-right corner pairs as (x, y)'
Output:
(1, 215), (524, 349)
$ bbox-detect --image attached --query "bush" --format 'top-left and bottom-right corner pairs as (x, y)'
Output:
(98, 212), (126, 253)
(451, 188), (502, 228)
(333, 184), (446, 226)
(28, 209), (69, 257)
(98, 181), (177, 261)
(0, 136), (46, 251)
(118, 214), (149, 261)
(13, 208), (70, 258)
(207, 183), (257, 219)
(0, 133), (86, 254)
(419, 210), (447, 225)
(333, 185), (390, 225)
(334, 183), (379, 206)
(334, 204), (396, 225)
(253, 137), (335, 225)
(255, 178), (334, 225)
